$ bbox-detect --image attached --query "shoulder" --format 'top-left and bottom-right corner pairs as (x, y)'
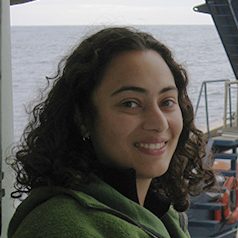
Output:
(10, 189), (151, 238)
(11, 193), (95, 238)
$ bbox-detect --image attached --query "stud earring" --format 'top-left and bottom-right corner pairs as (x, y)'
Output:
(83, 132), (90, 141)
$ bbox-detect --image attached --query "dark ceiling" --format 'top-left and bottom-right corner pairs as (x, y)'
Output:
(10, 0), (36, 6)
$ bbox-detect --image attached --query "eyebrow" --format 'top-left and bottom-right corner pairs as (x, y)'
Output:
(111, 86), (146, 96)
(110, 85), (178, 97)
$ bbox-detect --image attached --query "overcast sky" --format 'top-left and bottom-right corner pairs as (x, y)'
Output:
(10, 0), (213, 26)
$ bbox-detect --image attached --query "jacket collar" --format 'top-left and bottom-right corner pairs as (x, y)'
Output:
(97, 166), (170, 218)
(77, 175), (189, 238)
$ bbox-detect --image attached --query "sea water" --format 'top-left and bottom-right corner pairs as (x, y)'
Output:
(11, 25), (235, 140)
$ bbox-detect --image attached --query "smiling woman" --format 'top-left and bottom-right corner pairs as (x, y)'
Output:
(7, 27), (216, 238)
(91, 50), (183, 206)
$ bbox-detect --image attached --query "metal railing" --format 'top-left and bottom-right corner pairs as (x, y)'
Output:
(195, 79), (230, 137)
(224, 80), (238, 128)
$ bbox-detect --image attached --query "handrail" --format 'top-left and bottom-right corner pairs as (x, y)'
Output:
(224, 80), (238, 128)
(195, 79), (230, 137)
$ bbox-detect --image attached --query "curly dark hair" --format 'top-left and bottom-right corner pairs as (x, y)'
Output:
(9, 27), (215, 212)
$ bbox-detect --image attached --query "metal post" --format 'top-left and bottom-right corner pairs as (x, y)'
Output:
(204, 82), (210, 136)
(224, 81), (228, 128)
(195, 82), (204, 116)
(0, 1), (2, 236)
(1, 1), (14, 237)
(229, 82), (233, 127)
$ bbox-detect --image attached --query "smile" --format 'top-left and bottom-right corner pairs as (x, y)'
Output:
(134, 142), (167, 156)
(135, 142), (166, 150)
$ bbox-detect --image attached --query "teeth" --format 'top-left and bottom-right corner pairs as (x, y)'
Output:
(136, 142), (165, 150)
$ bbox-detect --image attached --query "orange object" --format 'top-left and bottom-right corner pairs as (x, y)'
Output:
(214, 177), (237, 222)
(227, 207), (238, 224)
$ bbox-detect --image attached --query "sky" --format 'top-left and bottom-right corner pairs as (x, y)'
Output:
(10, 0), (213, 26)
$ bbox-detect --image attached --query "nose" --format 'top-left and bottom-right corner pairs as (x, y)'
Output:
(142, 106), (169, 132)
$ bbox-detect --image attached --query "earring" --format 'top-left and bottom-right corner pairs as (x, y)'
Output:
(83, 132), (90, 141)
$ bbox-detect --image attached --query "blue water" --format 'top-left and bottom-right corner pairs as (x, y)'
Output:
(11, 25), (235, 140)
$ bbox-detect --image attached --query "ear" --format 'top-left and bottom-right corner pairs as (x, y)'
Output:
(74, 107), (89, 137)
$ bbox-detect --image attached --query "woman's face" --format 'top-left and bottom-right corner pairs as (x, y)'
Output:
(90, 50), (183, 179)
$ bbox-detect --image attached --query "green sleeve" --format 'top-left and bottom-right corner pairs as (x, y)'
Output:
(11, 195), (101, 238)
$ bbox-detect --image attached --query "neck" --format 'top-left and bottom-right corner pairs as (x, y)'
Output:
(136, 178), (152, 206)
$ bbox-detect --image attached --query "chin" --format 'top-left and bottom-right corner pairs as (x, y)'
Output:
(139, 167), (169, 179)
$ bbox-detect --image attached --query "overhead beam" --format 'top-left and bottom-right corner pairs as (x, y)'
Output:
(10, 0), (36, 5)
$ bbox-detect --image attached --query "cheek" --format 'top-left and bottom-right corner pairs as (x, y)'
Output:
(92, 112), (134, 148)
(97, 110), (139, 135)
(90, 112), (136, 167)
(170, 110), (183, 138)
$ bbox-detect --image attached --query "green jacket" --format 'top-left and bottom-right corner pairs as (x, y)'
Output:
(8, 176), (190, 238)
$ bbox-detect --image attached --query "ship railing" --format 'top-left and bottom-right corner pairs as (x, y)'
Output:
(224, 81), (238, 128)
(195, 79), (230, 138)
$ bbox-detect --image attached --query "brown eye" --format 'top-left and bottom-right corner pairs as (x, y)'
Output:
(122, 101), (140, 108)
(161, 99), (175, 108)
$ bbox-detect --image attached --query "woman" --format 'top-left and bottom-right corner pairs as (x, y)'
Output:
(8, 27), (215, 238)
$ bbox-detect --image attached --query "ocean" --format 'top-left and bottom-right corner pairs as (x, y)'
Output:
(11, 25), (235, 140)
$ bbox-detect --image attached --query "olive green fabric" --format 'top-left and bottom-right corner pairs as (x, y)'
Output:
(8, 176), (190, 238)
